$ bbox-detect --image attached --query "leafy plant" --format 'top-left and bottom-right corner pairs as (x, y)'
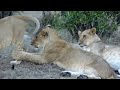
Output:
(42, 11), (119, 39)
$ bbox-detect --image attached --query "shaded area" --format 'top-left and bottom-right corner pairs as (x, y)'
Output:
(0, 11), (13, 18)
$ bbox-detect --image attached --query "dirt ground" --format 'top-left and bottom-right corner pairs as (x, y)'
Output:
(0, 57), (64, 79)
(0, 51), (78, 79)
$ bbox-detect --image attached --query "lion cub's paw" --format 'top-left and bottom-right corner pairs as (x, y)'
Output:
(77, 75), (88, 79)
(10, 60), (21, 70)
(60, 72), (71, 77)
(10, 60), (21, 65)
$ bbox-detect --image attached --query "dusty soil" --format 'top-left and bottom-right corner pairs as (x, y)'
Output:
(0, 52), (78, 79)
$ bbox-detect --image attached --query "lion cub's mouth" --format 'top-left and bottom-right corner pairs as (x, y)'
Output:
(79, 43), (87, 47)
(34, 45), (39, 48)
(31, 43), (39, 48)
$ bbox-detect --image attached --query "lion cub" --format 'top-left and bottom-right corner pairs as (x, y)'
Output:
(78, 28), (120, 74)
(12, 26), (118, 79)
(0, 15), (40, 65)
(0, 15), (40, 50)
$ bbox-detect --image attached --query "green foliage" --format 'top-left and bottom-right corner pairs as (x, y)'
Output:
(63, 11), (118, 31)
(42, 11), (119, 37)
(41, 14), (64, 31)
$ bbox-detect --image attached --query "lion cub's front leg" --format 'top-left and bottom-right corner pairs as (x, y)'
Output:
(10, 51), (22, 66)
(11, 51), (48, 64)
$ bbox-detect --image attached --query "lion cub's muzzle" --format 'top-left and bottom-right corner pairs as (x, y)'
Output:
(31, 43), (39, 48)
(79, 43), (87, 47)
(31, 40), (39, 48)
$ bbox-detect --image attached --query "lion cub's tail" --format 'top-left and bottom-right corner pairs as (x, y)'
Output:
(13, 15), (40, 36)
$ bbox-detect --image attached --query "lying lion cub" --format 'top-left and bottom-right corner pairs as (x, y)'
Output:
(12, 26), (118, 79)
(78, 28), (120, 74)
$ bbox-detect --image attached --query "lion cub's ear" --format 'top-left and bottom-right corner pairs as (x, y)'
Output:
(78, 31), (82, 36)
(89, 28), (96, 35)
(41, 31), (48, 38)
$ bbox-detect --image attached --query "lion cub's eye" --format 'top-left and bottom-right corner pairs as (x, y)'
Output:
(83, 35), (86, 38)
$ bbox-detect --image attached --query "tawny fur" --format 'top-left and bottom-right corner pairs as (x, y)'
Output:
(0, 15), (40, 51)
(78, 28), (120, 74)
(12, 27), (118, 79)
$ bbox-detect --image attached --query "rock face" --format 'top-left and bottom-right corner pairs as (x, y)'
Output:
(58, 29), (77, 43)
(13, 11), (61, 21)
(58, 29), (73, 43)
(107, 26), (120, 46)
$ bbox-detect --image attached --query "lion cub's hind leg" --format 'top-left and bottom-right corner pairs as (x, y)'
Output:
(60, 66), (101, 79)
(10, 31), (25, 68)
(83, 66), (101, 79)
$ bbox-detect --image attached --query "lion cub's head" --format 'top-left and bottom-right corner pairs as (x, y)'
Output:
(31, 26), (60, 48)
(78, 28), (101, 46)
(31, 27), (49, 48)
